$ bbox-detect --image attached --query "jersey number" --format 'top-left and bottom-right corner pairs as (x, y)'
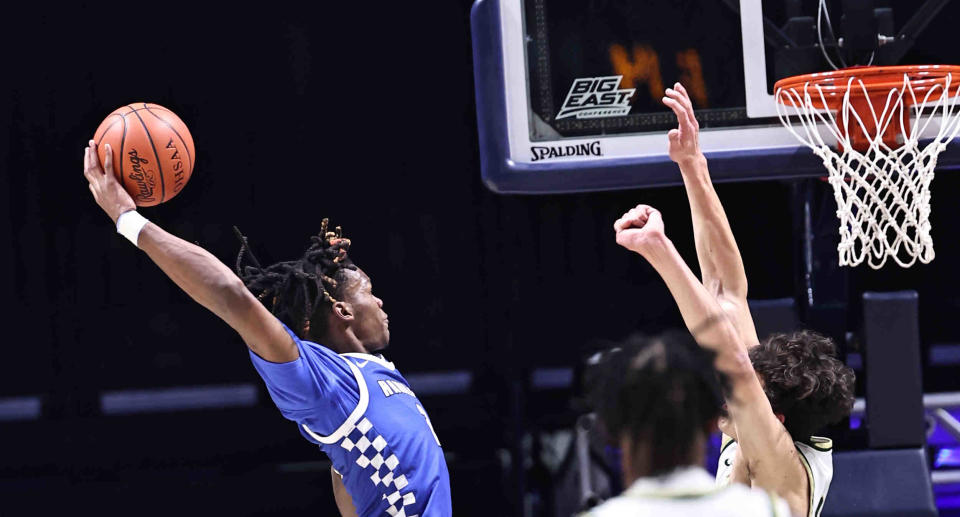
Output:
(416, 404), (441, 446)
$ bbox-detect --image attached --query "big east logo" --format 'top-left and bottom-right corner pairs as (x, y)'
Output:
(556, 76), (636, 120)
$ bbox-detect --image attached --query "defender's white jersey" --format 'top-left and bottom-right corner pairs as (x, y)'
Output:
(715, 435), (834, 517)
(583, 467), (790, 517)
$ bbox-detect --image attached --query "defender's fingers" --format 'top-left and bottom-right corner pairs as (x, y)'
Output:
(636, 206), (656, 222)
(667, 97), (694, 132)
(674, 83), (698, 127)
(675, 82), (694, 107)
(665, 87), (692, 114)
(626, 209), (649, 227)
(662, 95), (683, 115)
(614, 215), (634, 233)
(664, 87), (686, 104)
(617, 210), (641, 231)
(615, 210), (635, 229)
(617, 219), (642, 232)
(684, 99), (697, 130)
(672, 83), (694, 111)
(83, 146), (90, 171)
(647, 208), (662, 224)
(662, 97), (689, 129)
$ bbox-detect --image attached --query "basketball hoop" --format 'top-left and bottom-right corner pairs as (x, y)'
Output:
(775, 65), (960, 269)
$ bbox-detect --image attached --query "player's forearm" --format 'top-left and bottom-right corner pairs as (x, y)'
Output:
(136, 222), (250, 322)
(677, 155), (749, 299)
(640, 234), (753, 377)
(126, 220), (296, 362)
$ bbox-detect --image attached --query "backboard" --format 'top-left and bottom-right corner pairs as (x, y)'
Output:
(471, 0), (960, 194)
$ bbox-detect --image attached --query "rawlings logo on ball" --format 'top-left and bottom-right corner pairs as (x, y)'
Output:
(127, 148), (157, 203)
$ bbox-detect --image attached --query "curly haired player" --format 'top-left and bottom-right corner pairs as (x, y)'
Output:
(611, 83), (855, 517)
(82, 141), (451, 517)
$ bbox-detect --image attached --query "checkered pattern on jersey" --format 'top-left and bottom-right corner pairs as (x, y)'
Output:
(340, 416), (419, 517)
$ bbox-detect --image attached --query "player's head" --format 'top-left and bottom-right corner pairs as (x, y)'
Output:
(748, 330), (855, 440)
(235, 219), (390, 354)
(586, 331), (726, 483)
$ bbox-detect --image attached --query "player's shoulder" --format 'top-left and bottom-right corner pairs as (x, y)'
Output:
(720, 433), (738, 454)
(796, 435), (835, 470)
(798, 435), (833, 453)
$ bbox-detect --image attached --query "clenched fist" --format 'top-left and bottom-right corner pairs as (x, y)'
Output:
(614, 204), (667, 255)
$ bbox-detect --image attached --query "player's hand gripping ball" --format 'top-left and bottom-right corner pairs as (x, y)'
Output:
(92, 103), (195, 206)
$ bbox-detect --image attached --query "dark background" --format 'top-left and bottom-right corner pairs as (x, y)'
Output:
(1, 1), (958, 516)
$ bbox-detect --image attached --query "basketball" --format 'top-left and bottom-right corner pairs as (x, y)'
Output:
(92, 103), (195, 207)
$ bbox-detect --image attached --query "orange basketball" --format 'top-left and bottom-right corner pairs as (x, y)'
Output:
(93, 103), (195, 207)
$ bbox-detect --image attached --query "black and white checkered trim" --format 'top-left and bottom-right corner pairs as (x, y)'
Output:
(300, 357), (418, 516)
(340, 416), (419, 517)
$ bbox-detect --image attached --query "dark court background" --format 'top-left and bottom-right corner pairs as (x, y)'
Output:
(2, 2), (960, 516)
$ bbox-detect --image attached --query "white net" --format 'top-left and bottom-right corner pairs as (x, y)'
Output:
(776, 73), (960, 269)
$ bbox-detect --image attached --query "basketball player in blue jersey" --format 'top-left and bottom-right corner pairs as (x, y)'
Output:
(82, 141), (452, 517)
(614, 83), (854, 517)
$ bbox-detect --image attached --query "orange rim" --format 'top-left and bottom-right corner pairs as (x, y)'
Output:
(775, 65), (960, 107)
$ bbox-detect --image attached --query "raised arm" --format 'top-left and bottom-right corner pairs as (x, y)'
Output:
(614, 205), (807, 513)
(614, 205), (753, 380)
(661, 84), (759, 348)
(82, 141), (297, 363)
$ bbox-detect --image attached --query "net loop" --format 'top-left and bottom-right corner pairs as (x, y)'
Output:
(775, 67), (960, 269)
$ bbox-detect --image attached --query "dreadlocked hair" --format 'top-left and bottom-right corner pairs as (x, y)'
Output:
(234, 218), (357, 341)
(585, 331), (728, 477)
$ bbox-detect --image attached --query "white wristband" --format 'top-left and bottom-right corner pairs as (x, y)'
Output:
(116, 210), (149, 247)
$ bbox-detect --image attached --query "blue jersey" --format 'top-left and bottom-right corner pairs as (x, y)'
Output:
(249, 323), (452, 517)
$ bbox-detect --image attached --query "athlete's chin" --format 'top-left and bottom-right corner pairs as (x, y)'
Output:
(374, 333), (390, 352)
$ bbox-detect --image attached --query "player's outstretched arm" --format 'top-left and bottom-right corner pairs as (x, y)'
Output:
(661, 84), (759, 348)
(614, 205), (805, 512)
(614, 204), (753, 378)
(82, 141), (297, 363)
